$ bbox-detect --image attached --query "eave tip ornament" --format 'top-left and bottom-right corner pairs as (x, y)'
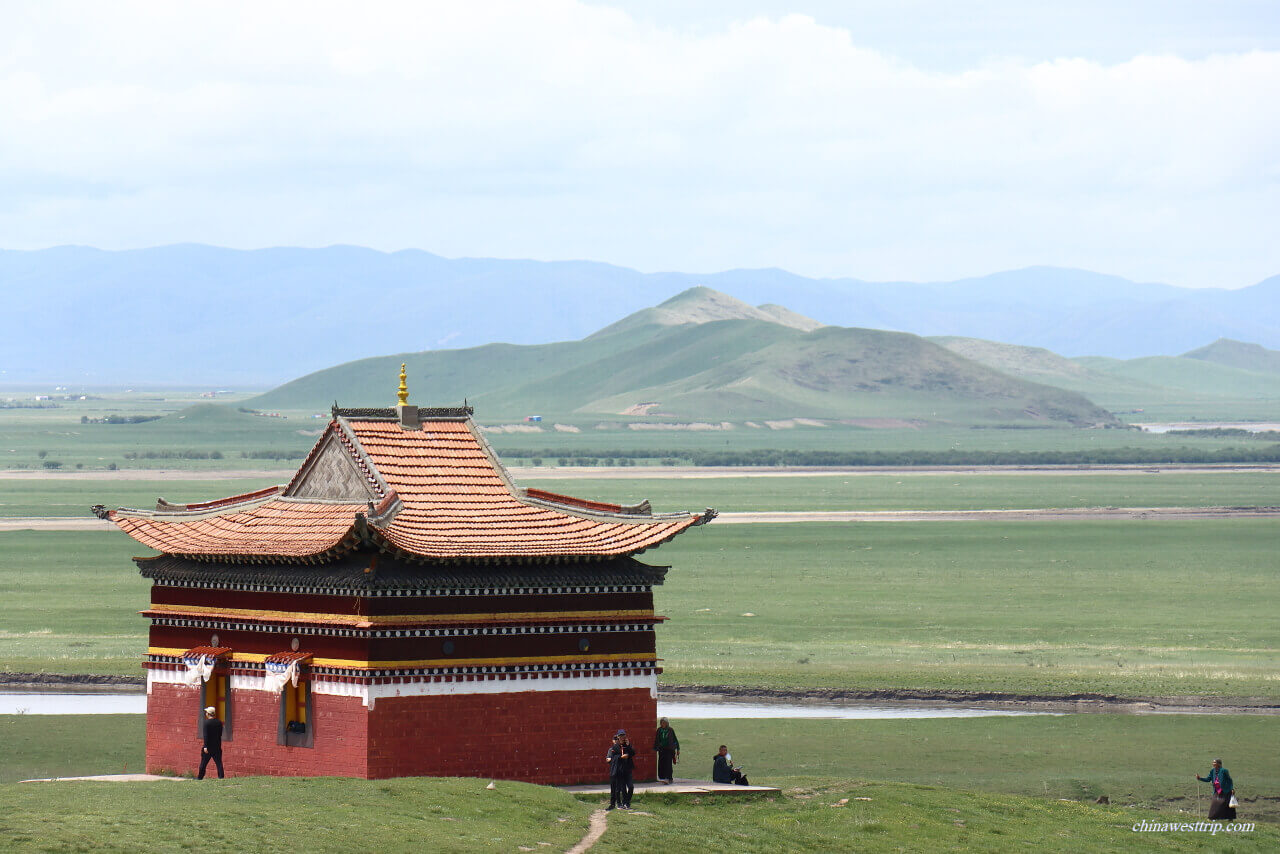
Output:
(397, 363), (409, 406)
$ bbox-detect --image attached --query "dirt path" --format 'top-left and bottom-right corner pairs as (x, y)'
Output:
(566, 809), (609, 854)
(0, 469), (289, 481)
(0, 518), (117, 531)
(5, 505), (1280, 531)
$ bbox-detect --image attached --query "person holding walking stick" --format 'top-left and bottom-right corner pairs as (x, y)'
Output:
(1195, 758), (1236, 820)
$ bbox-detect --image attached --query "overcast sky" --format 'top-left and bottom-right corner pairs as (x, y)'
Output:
(2, 1), (1277, 287)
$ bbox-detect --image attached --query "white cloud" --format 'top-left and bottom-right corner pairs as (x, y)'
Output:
(0, 1), (1277, 286)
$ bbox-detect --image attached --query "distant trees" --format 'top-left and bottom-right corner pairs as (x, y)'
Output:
(122, 450), (226, 460)
(239, 450), (308, 460)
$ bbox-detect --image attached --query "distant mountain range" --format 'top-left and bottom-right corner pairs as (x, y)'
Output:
(251, 288), (1117, 427)
(2, 244), (1277, 385)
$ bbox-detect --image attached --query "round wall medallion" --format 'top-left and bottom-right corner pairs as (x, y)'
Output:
(210, 634), (219, 647)
(578, 637), (590, 652)
(291, 637), (300, 651)
(442, 640), (456, 655)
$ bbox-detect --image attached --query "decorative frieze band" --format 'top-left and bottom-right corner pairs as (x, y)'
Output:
(147, 662), (657, 706)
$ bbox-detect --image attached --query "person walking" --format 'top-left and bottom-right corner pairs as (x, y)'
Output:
(605, 734), (624, 810)
(616, 731), (637, 808)
(1195, 758), (1236, 819)
(198, 706), (225, 779)
(653, 717), (680, 784)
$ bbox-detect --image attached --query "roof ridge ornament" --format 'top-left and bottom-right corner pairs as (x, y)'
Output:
(396, 363), (420, 429)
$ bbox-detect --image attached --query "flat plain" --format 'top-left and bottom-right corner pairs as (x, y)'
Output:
(4, 518), (1277, 700)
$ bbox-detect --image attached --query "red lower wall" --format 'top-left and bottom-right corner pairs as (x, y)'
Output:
(146, 682), (368, 778)
(146, 682), (656, 784)
(367, 687), (657, 784)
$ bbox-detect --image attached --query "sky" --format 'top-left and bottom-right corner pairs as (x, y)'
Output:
(1, 1), (1278, 288)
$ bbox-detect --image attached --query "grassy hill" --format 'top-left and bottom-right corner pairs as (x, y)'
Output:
(1074, 355), (1280, 399)
(930, 336), (1149, 395)
(588, 285), (823, 338)
(250, 290), (1116, 427)
(1183, 338), (1280, 374)
(932, 335), (1280, 421)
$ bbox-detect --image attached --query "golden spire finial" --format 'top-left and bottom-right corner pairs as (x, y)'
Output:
(397, 363), (409, 406)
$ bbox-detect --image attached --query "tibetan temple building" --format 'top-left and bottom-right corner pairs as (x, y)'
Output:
(98, 374), (714, 782)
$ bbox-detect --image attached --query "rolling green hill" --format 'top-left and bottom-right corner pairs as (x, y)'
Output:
(1074, 354), (1280, 398)
(249, 289), (1115, 427)
(929, 336), (1151, 396)
(1183, 338), (1280, 374)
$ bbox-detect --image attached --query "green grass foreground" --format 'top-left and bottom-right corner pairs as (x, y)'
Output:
(595, 784), (1275, 853)
(1, 715), (1275, 852)
(3, 519), (1278, 698)
(0, 776), (593, 853)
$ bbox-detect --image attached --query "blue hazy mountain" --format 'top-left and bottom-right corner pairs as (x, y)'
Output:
(2, 245), (1275, 385)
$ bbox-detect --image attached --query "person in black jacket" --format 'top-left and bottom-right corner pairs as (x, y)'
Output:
(198, 706), (225, 779)
(615, 730), (637, 808)
(605, 734), (623, 810)
(712, 745), (749, 786)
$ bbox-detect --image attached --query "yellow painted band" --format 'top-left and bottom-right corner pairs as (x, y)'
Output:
(146, 603), (653, 626)
(148, 647), (657, 669)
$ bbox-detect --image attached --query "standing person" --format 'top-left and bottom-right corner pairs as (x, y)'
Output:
(712, 745), (749, 786)
(605, 734), (623, 810)
(654, 717), (680, 784)
(1196, 758), (1236, 819)
(617, 730), (637, 809)
(198, 706), (225, 779)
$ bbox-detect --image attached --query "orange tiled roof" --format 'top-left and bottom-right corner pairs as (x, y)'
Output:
(112, 498), (364, 559)
(108, 410), (711, 562)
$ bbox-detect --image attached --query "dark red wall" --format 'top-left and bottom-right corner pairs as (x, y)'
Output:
(146, 682), (369, 778)
(150, 586), (654, 618)
(145, 679), (658, 783)
(367, 687), (658, 783)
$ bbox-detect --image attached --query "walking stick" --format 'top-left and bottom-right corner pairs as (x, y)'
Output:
(1195, 781), (1201, 818)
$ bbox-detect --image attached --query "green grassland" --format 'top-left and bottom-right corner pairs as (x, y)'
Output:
(0, 477), (283, 517)
(1, 715), (1275, 850)
(0, 532), (150, 675)
(653, 521), (1279, 698)
(521, 471), (1280, 513)
(4, 470), (1279, 518)
(3, 388), (1278, 475)
(4, 520), (1277, 700)
(0, 773), (593, 853)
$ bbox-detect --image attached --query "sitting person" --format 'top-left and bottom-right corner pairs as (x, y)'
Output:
(712, 744), (749, 786)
